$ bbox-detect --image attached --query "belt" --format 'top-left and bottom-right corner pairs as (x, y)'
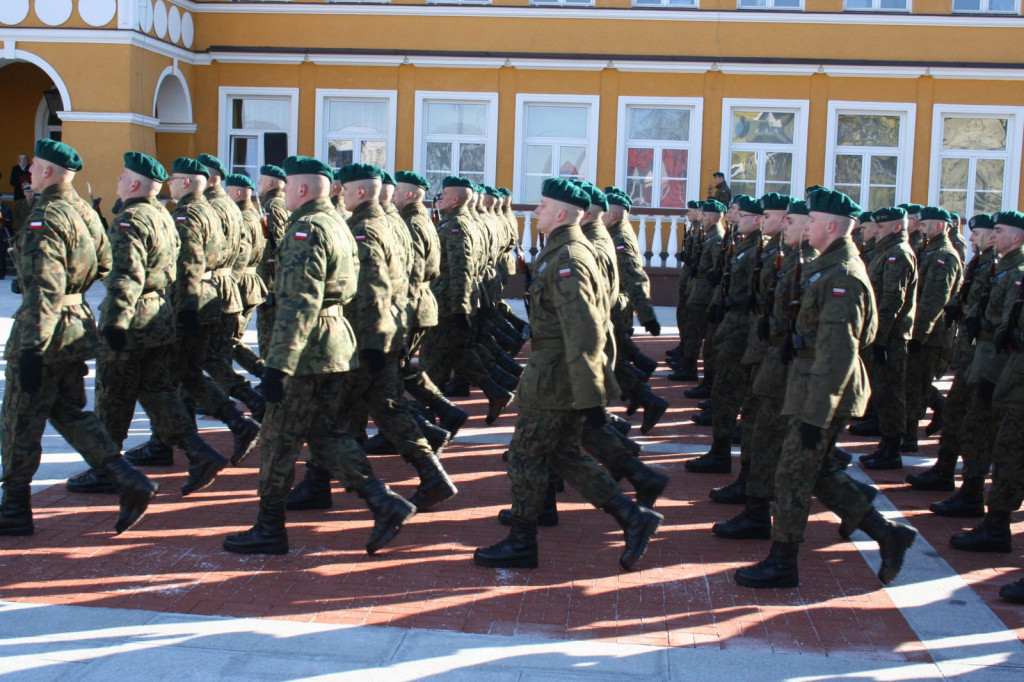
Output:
(61, 293), (83, 306)
(319, 304), (340, 317)
(211, 267), (233, 278)
(243, 266), (258, 275)
(531, 338), (563, 350)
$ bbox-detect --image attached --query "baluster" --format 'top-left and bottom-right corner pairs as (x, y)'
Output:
(666, 217), (679, 268)
(653, 217), (666, 268)
(638, 216), (651, 268)
(521, 213), (536, 263)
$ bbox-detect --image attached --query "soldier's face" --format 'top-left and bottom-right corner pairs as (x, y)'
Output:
(783, 214), (808, 248)
(970, 228), (992, 250)
(533, 197), (570, 235)
(116, 169), (134, 200)
(861, 222), (877, 242)
(28, 157), (47, 192)
(285, 179), (307, 211)
(168, 175), (189, 200)
(805, 212), (833, 251)
(726, 204), (739, 223)
(700, 211), (720, 225)
(735, 211), (761, 236)
(993, 224), (1024, 257)
(18, 154), (28, 166)
(762, 209), (785, 236)
(687, 208), (700, 222)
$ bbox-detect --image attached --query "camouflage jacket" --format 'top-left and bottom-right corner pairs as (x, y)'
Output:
(64, 187), (111, 284)
(607, 217), (656, 325)
(172, 191), (224, 325)
(686, 221), (725, 307)
(204, 183), (243, 314)
(383, 202), (412, 329)
(741, 231), (783, 366)
(499, 206), (519, 276)
(400, 201), (440, 329)
(433, 205), (477, 317)
(712, 229), (762, 360)
(781, 236), (877, 428)
(257, 188), (289, 287)
(949, 246), (996, 371)
(993, 275), (1024, 410)
(345, 200), (399, 353)
(266, 196), (359, 376)
(519, 223), (615, 411)
(866, 230), (918, 344)
(98, 196), (178, 350)
(969, 245), (1024, 386)
(912, 231), (962, 347)
(235, 199), (268, 309)
(581, 219), (620, 310)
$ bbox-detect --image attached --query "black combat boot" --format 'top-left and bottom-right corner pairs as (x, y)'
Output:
(124, 433), (174, 466)
(602, 493), (663, 571)
(632, 352), (658, 379)
(216, 405), (261, 465)
(499, 477), (559, 527)
(496, 350), (524, 378)
(861, 436), (903, 470)
(65, 467), (118, 494)
(684, 371), (713, 399)
(900, 431), (918, 453)
(234, 386), (266, 423)
(608, 412), (632, 436)
(857, 509), (918, 584)
(838, 479), (878, 539)
(627, 386), (668, 435)
(0, 484), (33, 536)
(222, 499), (288, 555)
(415, 415), (451, 455)
(709, 462), (748, 504)
(490, 365), (519, 392)
(427, 395), (469, 436)
(180, 432), (229, 496)
(848, 418), (881, 437)
(622, 457), (669, 509)
(685, 437), (732, 474)
(481, 378), (513, 425)
(930, 477), (985, 517)
(364, 433), (398, 455)
(691, 409), (713, 427)
(950, 511), (1012, 553)
(697, 399), (713, 410)
(925, 394), (945, 436)
(286, 464), (334, 510)
(355, 478), (417, 554)
(713, 496), (771, 540)
(474, 516), (539, 569)
(832, 446), (853, 470)
(906, 447), (957, 491)
(999, 577), (1024, 604)
(667, 358), (699, 382)
(408, 453), (458, 511)
(734, 541), (800, 588)
(445, 373), (471, 397)
(104, 456), (160, 534)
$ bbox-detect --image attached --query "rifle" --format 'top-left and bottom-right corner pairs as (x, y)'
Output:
(430, 192), (443, 226)
(253, 189), (270, 239)
(749, 234), (766, 314)
(780, 240), (804, 365)
(86, 182), (109, 231)
(758, 247), (784, 341)
(721, 225), (736, 308)
(689, 222), (704, 277)
(947, 249), (982, 327)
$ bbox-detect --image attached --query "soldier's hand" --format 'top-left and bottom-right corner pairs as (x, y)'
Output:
(943, 304), (958, 328)
(977, 378), (996, 407)
(261, 368), (286, 403)
(797, 421), (824, 450)
(102, 325), (128, 352)
(18, 349), (44, 394)
(965, 316), (981, 343)
(707, 269), (723, 286)
(579, 406), (608, 430)
(177, 309), (200, 332)
(872, 343), (888, 365)
(907, 339), (923, 355)
(643, 319), (661, 336)
(452, 313), (472, 332)
(756, 315), (770, 341)
(994, 328), (1009, 353)
(359, 348), (387, 375)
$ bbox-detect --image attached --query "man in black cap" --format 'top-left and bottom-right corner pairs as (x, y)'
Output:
(711, 172), (732, 205)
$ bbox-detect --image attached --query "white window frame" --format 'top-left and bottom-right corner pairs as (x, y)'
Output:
(530, 0), (595, 6)
(314, 89), (398, 171)
(513, 94), (600, 203)
(951, 0), (1020, 13)
(426, 0), (491, 3)
(632, 0), (699, 6)
(217, 87), (299, 178)
(413, 91), (499, 191)
(843, 0), (911, 10)
(736, 0), (805, 9)
(615, 96), (704, 209)
(824, 101), (916, 209)
(929, 104), (1024, 218)
(719, 98), (809, 200)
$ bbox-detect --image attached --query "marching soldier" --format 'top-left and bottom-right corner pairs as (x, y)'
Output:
(224, 174), (268, 380)
(256, 164), (289, 360)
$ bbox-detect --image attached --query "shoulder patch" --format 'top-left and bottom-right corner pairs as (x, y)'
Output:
(29, 221), (43, 230)
(888, 256), (897, 263)
(294, 231), (308, 240)
(937, 258), (947, 266)
(451, 228), (460, 234)
(354, 234), (366, 241)
(176, 216), (187, 222)
(559, 267), (573, 278)
(832, 287), (846, 297)
(615, 244), (625, 251)
(119, 221), (133, 229)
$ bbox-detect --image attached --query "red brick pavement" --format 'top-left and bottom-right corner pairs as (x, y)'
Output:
(1, 336), (1021, 659)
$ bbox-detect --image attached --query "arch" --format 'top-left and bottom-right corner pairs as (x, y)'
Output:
(1, 49), (73, 112)
(153, 64), (192, 125)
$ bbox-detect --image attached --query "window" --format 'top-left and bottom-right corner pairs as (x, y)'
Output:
(930, 106), (1024, 220)
(414, 92), (498, 194)
(314, 90), (397, 171)
(824, 102), (915, 210)
(737, 0), (802, 8)
(530, 0), (594, 5)
(218, 88), (298, 182)
(952, 0), (1018, 12)
(720, 99), (809, 200)
(844, 0), (909, 9)
(616, 97), (704, 209)
(426, 0), (490, 3)
(633, 0), (699, 6)
(514, 95), (599, 203)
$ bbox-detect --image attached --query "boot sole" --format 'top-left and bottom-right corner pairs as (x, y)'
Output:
(619, 512), (662, 571)
(878, 526), (917, 584)
(411, 483), (458, 512)
(734, 571), (799, 589)
(231, 429), (260, 466)
(114, 484), (160, 534)
(366, 508), (416, 555)
(222, 540), (289, 555)
(713, 525), (771, 540)
(929, 505), (984, 518)
(181, 459), (229, 496)
(473, 552), (539, 569)
(65, 484), (118, 495)
(949, 538), (1011, 553)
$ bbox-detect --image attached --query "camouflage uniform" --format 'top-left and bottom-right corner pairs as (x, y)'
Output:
(398, 200), (444, 406)
(988, 284), (1024, 514)
(230, 198), (268, 376)
(607, 215), (657, 398)
(256, 187), (289, 358)
(681, 222), (725, 373)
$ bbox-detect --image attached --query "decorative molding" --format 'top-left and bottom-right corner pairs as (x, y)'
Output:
(155, 122), (197, 133)
(57, 110), (161, 127)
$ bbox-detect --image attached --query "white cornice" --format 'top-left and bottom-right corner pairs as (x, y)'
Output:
(58, 111), (161, 127)
(156, 123), (199, 133)
(0, 27), (208, 64)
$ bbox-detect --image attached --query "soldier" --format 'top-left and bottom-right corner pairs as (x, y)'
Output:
(65, 153), (229, 497)
(856, 207), (919, 470)
(667, 200), (703, 371)
(11, 184), (36, 233)
(473, 178), (663, 571)
(734, 188), (916, 589)
(256, 164), (289, 360)
(224, 174), (268, 380)
(222, 156), (415, 556)
(0, 139), (158, 537)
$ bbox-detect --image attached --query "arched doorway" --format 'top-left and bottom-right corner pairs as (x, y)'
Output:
(153, 65), (196, 163)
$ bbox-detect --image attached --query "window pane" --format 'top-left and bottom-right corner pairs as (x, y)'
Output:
(868, 186), (896, 210)
(976, 158), (1005, 192)
(661, 179), (686, 208)
(361, 140), (388, 167)
(626, 179), (653, 208)
(730, 151), (758, 198)
(230, 136), (257, 174)
(627, 108), (689, 142)
(939, 191), (968, 217)
(526, 105), (589, 139)
(328, 139), (354, 168)
(231, 99), (288, 131)
(942, 117), (1008, 151)
(764, 152), (792, 182)
(845, 0), (872, 8)
(426, 142), (453, 173)
(940, 158), (970, 190)
(459, 143), (486, 174)
(835, 184), (862, 206)
(836, 115), (900, 148)
(462, 172), (485, 186)
(526, 145), (552, 174)
(952, 0), (982, 9)
(774, 0), (800, 6)
(975, 191), (1003, 214)
(328, 100), (387, 135)
(989, 0), (1015, 10)
(627, 147), (655, 178)
(870, 155), (898, 185)
(834, 155), (862, 185)
(425, 102), (487, 136)
(661, 148), (688, 180)
(880, 0), (908, 8)
(559, 146), (586, 178)
(523, 174), (546, 203)
(732, 111), (795, 144)
(764, 181), (792, 195)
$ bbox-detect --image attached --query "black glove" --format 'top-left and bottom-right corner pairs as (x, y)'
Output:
(452, 313), (472, 332)
(707, 269), (723, 287)
(579, 406), (608, 430)
(18, 349), (44, 394)
(943, 304), (959, 328)
(102, 325), (127, 352)
(994, 328), (1010, 353)
(261, 367), (286, 403)
(977, 378), (996, 407)
(907, 339), (923, 355)
(359, 348), (387, 375)
(872, 343), (888, 365)
(707, 304), (724, 324)
(178, 309), (200, 332)
(643, 319), (661, 336)
(798, 420), (824, 450)
(965, 316), (981, 343)
(756, 315), (770, 342)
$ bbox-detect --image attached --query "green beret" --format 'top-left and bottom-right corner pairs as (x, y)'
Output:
(730, 194), (748, 207)
(804, 184), (825, 196)
(195, 153), (227, 177)
(335, 163), (383, 184)
(381, 171), (396, 186)
(993, 210), (1024, 230)
(394, 170), (430, 190)
(225, 173), (255, 190)
(483, 185), (502, 198)
(736, 195), (764, 215)
(968, 213), (994, 230)
(123, 152), (167, 182)
(687, 200), (701, 209)
(858, 211), (875, 224)
(807, 188), (861, 218)
(470, 184), (484, 194)
(498, 187), (512, 197)
(702, 199), (727, 214)
(759, 193), (792, 212)
(260, 164), (286, 181)
(578, 183), (608, 211)
(608, 191), (633, 210)
(898, 203), (923, 216)
(541, 177), (590, 210)
(951, 212), (961, 223)
(604, 186), (626, 196)
(919, 206), (951, 224)
(442, 176), (472, 189)
(786, 200), (810, 216)
(36, 138), (83, 172)
(171, 157), (209, 177)
(283, 155), (333, 180)
(872, 207), (907, 223)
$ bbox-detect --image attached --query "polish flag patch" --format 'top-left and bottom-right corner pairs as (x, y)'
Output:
(119, 222), (132, 229)
(29, 221), (43, 230)
(937, 259), (947, 266)
(176, 216), (187, 222)
(832, 288), (846, 297)
(888, 256), (897, 263)
(294, 231), (308, 240)
(354, 234), (366, 241)
(616, 245), (625, 251)
(559, 267), (573, 278)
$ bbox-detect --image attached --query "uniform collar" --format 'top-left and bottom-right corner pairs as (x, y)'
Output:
(348, 199), (385, 224)
(537, 224), (584, 261)
(289, 196), (334, 220)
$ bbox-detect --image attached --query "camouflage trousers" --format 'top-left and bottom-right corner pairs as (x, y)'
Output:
(232, 304), (264, 377)
(772, 418), (874, 544)
(421, 315), (491, 388)
(401, 325), (445, 406)
(580, 423), (637, 479)
(508, 407), (620, 522)
(746, 394), (788, 499)
(960, 391), (999, 480)
(204, 312), (253, 399)
(864, 340), (908, 438)
(256, 300), (276, 361)
(174, 322), (234, 418)
(258, 371), (372, 504)
(904, 344), (943, 435)
(986, 407), (1024, 513)
(614, 360), (645, 401)
(1, 360), (120, 487)
(935, 370), (973, 461)
(680, 305), (709, 364)
(711, 359), (752, 441)
(737, 388), (762, 469)
(96, 345), (197, 449)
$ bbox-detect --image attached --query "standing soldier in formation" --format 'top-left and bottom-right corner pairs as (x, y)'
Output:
(667, 200), (702, 379)
(256, 164), (290, 360)
(224, 173), (268, 381)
